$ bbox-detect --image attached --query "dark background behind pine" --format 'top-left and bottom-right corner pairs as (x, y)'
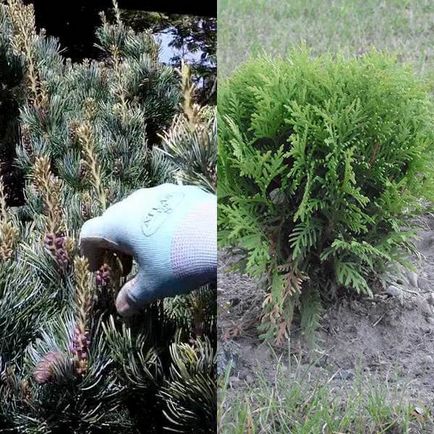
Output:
(25, 0), (215, 61)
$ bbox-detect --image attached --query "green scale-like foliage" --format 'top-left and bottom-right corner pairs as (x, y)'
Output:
(219, 51), (434, 343)
(0, 2), (216, 433)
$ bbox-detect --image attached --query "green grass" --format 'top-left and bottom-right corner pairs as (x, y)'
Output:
(218, 0), (434, 78)
(218, 361), (432, 433)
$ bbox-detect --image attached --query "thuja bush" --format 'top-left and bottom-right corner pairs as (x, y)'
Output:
(219, 51), (434, 343)
(0, 1), (216, 433)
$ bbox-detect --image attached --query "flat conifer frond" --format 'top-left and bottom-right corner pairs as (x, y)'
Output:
(219, 50), (434, 343)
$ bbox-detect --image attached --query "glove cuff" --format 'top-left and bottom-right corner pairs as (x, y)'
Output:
(170, 199), (217, 287)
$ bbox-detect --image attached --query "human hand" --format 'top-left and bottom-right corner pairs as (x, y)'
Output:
(79, 183), (216, 316)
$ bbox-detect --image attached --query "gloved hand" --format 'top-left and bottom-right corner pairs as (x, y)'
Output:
(79, 183), (216, 317)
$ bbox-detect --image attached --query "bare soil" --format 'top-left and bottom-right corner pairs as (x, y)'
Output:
(217, 214), (434, 408)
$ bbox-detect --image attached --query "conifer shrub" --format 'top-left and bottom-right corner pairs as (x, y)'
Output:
(0, 1), (216, 432)
(0, 11), (24, 205)
(219, 51), (434, 343)
(159, 62), (217, 193)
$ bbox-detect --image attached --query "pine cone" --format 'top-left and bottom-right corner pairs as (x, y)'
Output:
(71, 326), (90, 376)
(96, 263), (111, 287)
(44, 233), (70, 269)
(33, 351), (66, 384)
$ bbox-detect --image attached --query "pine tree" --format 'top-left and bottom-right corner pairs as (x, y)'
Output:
(158, 62), (216, 193)
(0, 1), (216, 432)
(0, 7), (23, 205)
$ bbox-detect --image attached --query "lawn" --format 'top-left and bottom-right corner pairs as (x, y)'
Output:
(218, 359), (429, 434)
(218, 0), (434, 79)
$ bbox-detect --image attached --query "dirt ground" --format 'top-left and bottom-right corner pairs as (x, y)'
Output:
(217, 214), (434, 407)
